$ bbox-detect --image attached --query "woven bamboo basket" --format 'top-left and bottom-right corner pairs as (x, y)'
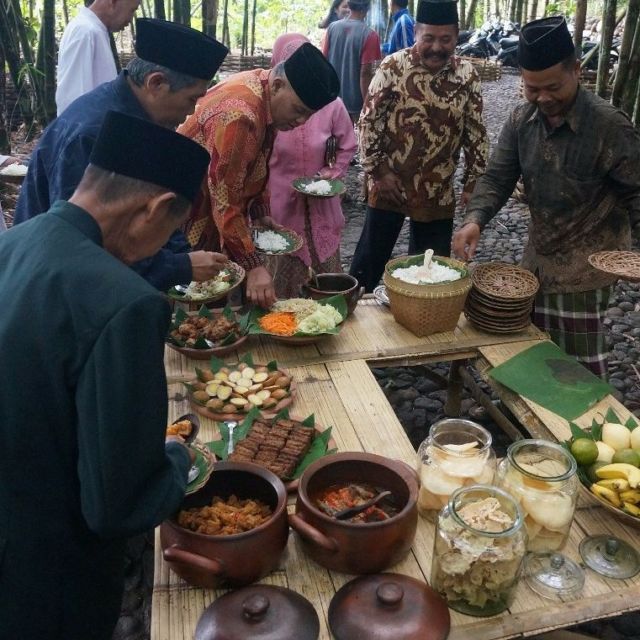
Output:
(382, 255), (471, 337)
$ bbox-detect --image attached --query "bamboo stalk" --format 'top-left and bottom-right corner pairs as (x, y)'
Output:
(596, 0), (618, 97)
(573, 0), (587, 58)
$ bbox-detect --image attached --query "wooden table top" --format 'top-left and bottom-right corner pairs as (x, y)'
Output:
(152, 301), (640, 640)
(164, 297), (545, 384)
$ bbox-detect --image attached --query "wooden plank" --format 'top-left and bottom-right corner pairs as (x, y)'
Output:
(154, 331), (640, 640)
(165, 302), (546, 383)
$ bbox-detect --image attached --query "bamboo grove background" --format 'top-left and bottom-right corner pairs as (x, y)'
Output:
(0, 0), (639, 151)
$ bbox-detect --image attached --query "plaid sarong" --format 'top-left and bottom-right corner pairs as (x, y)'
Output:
(532, 286), (613, 379)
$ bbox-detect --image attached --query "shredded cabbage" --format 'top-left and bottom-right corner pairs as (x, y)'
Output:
(297, 304), (343, 334)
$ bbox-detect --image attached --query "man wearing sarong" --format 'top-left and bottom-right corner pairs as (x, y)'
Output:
(179, 43), (340, 307)
(349, 0), (488, 292)
(453, 16), (640, 377)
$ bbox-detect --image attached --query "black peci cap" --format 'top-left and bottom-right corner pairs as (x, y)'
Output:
(416, 0), (459, 25)
(518, 16), (575, 71)
(135, 18), (228, 80)
(90, 110), (210, 202)
(284, 42), (340, 111)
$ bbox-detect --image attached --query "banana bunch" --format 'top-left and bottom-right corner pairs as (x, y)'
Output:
(590, 463), (640, 517)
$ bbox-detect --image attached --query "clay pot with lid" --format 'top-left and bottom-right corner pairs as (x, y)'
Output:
(302, 273), (364, 316)
(160, 461), (289, 588)
(289, 452), (419, 574)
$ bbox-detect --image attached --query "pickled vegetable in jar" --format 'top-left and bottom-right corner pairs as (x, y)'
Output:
(496, 439), (578, 553)
(417, 419), (496, 520)
(431, 485), (527, 616)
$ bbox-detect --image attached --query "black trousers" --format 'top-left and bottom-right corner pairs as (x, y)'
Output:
(349, 206), (455, 292)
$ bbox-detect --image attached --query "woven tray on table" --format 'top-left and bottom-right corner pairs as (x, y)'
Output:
(588, 251), (640, 283)
(464, 262), (539, 334)
(471, 262), (540, 300)
(382, 255), (471, 337)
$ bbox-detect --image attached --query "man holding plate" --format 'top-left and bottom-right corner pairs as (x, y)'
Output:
(0, 111), (207, 640)
(179, 42), (340, 308)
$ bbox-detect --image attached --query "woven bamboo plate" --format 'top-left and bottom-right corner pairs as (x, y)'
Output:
(467, 287), (534, 311)
(168, 262), (245, 304)
(252, 225), (304, 256)
(588, 251), (640, 283)
(472, 262), (539, 300)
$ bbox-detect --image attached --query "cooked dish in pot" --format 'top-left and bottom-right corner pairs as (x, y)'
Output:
(177, 495), (272, 535)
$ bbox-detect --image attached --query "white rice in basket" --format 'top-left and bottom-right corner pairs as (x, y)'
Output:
(393, 261), (462, 284)
(255, 230), (289, 252)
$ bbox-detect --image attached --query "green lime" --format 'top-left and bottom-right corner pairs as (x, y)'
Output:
(586, 461), (608, 483)
(611, 448), (640, 468)
(570, 438), (599, 466)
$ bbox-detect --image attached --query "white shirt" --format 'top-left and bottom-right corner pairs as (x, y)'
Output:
(55, 7), (117, 116)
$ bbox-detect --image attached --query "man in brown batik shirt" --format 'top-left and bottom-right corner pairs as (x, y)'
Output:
(349, 0), (488, 292)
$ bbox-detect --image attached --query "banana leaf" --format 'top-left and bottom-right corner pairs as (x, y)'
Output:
(167, 305), (242, 349)
(207, 408), (334, 479)
(244, 295), (348, 337)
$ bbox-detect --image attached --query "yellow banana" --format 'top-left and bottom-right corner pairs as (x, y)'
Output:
(591, 483), (622, 507)
(622, 502), (640, 517)
(595, 463), (640, 488)
(619, 489), (640, 505)
(596, 478), (630, 491)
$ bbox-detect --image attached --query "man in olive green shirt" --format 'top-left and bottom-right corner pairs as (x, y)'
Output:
(453, 17), (640, 376)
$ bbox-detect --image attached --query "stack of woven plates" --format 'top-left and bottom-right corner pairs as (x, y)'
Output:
(464, 263), (539, 333)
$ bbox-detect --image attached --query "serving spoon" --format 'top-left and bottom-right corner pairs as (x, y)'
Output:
(334, 490), (392, 520)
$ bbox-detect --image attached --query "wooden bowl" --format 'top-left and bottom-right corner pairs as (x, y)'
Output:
(167, 334), (249, 360)
(580, 482), (640, 529)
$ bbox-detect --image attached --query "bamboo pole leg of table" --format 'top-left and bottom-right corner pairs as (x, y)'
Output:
(456, 364), (524, 442)
(443, 360), (465, 416)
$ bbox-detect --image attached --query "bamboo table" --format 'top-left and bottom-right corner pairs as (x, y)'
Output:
(152, 299), (640, 640)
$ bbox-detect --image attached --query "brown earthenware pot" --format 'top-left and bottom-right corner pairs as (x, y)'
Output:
(289, 452), (419, 574)
(303, 273), (364, 316)
(160, 461), (289, 588)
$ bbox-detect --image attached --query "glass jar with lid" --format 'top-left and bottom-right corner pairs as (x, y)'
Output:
(495, 439), (578, 553)
(430, 484), (527, 617)
(417, 419), (496, 520)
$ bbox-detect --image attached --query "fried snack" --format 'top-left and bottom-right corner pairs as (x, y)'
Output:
(177, 495), (272, 535)
(170, 314), (239, 348)
(166, 419), (193, 438)
(228, 419), (314, 479)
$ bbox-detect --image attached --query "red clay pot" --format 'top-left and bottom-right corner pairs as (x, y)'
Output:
(160, 461), (289, 588)
(289, 452), (419, 574)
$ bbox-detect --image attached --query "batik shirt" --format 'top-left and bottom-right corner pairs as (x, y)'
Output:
(464, 87), (640, 293)
(359, 47), (488, 222)
(179, 69), (274, 272)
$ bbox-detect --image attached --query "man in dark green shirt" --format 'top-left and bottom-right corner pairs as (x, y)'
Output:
(453, 17), (640, 376)
(0, 111), (210, 640)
